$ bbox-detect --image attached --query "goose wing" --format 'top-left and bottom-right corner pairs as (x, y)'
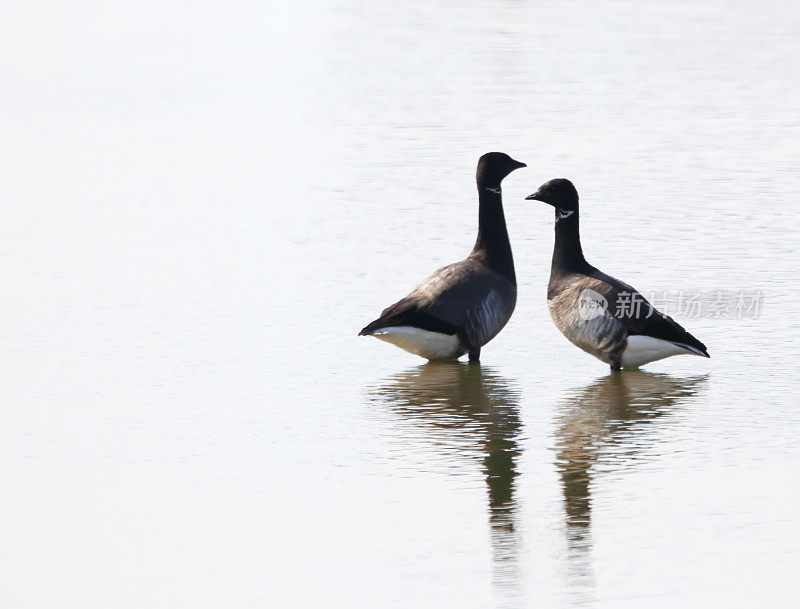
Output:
(359, 259), (513, 337)
(589, 270), (710, 357)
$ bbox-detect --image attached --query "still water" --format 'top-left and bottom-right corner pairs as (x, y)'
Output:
(2, 0), (800, 607)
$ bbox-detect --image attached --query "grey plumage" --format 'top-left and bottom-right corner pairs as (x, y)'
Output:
(548, 268), (709, 365)
(528, 178), (709, 370)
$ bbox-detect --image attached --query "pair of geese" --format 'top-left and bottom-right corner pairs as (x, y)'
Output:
(359, 152), (709, 370)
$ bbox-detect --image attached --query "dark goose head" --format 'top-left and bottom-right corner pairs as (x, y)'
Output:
(476, 152), (527, 189)
(472, 152), (526, 283)
(525, 178), (584, 272)
(525, 178), (579, 212)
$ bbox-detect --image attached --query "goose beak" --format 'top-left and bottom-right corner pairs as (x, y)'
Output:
(513, 160), (527, 170)
(525, 190), (542, 201)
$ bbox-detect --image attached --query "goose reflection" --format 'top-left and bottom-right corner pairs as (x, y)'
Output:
(555, 371), (708, 593)
(371, 362), (522, 601)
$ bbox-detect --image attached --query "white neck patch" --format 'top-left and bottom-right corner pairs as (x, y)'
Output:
(556, 209), (575, 221)
(484, 186), (501, 194)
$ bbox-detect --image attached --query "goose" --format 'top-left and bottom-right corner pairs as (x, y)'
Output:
(526, 179), (709, 370)
(359, 152), (526, 362)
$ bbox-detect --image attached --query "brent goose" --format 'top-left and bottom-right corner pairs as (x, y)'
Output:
(526, 179), (709, 370)
(359, 152), (526, 362)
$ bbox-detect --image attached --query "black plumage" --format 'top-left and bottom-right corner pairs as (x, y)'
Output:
(359, 152), (526, 362)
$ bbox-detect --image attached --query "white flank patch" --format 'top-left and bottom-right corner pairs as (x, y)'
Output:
(621, 335), (702, 368)
(371, 327), (461, 360)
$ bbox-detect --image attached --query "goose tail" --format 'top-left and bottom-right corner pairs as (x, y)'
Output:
(675, 342), (710, 358)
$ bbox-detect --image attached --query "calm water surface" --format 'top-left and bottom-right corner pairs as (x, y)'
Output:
(2, 1), (800, 607)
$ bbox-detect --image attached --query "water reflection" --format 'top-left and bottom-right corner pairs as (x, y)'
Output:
(371, 363), (522, 605)
(554, 371), (708, 600)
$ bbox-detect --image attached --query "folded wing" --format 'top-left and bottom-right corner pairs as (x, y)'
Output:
(359, 258), (514, 338)
(588, 269), (710, 357)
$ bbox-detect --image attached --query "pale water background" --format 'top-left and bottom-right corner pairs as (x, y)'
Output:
(2, 1), (800, 607)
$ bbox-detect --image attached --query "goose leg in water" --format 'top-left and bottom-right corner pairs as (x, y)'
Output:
(610, 358), (622, 371)
(468, 347), (481, 363)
